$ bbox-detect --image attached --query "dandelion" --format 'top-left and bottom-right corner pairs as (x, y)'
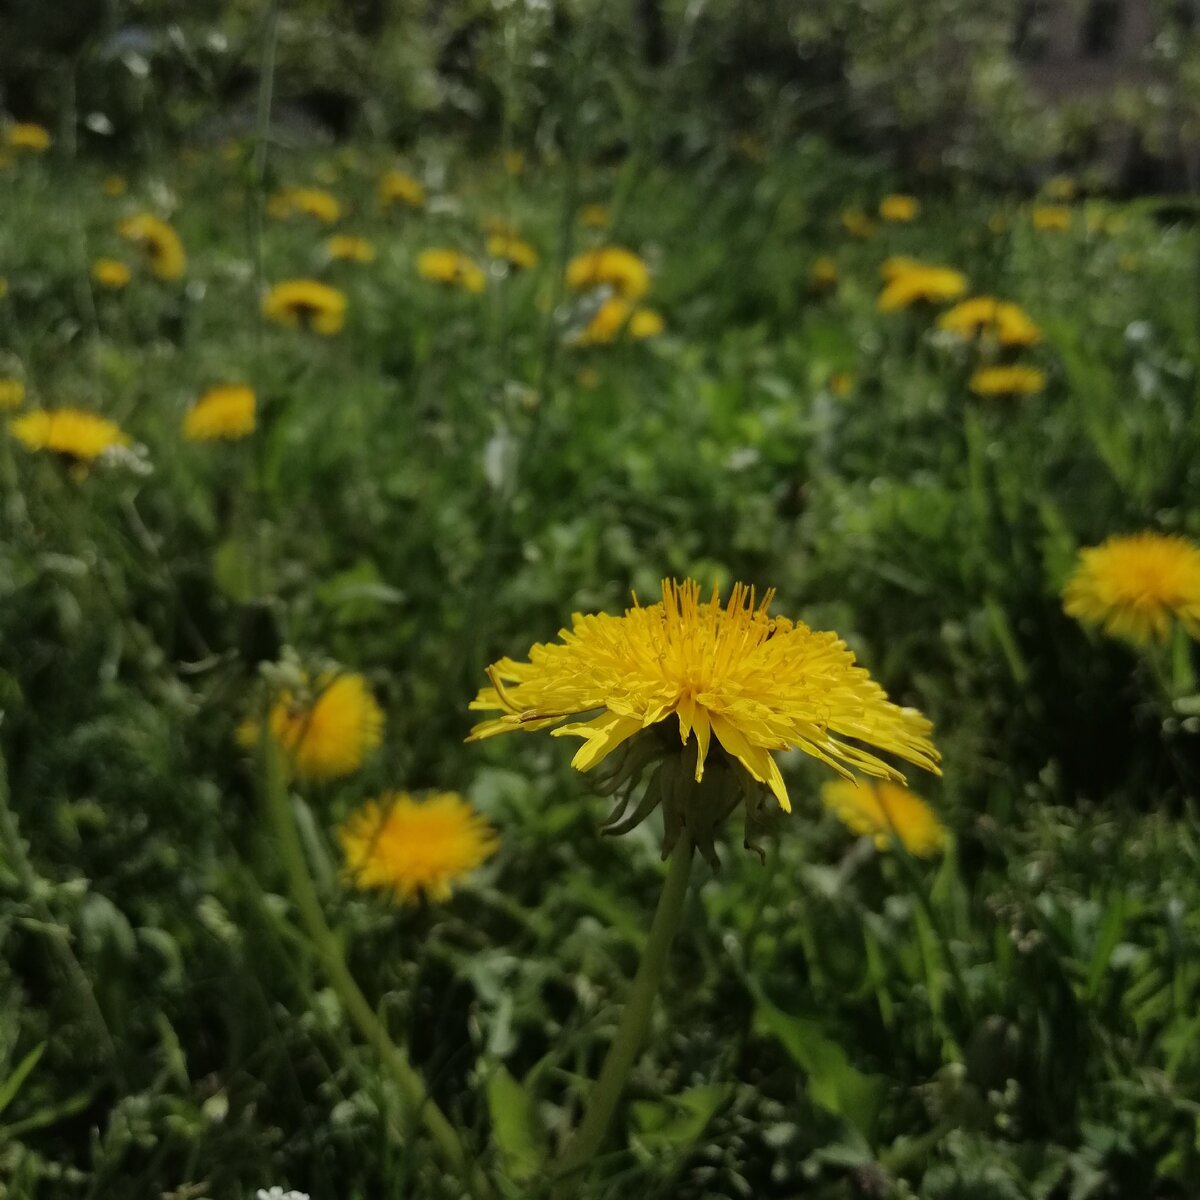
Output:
(841, 209), (875, 239)
(468, 579), (939, 857)
(486, 234), (539, 270)
(571, 298), (663, 345)
(579, 203), (611, 229)
(416, 249), (486, 294)
(937, 297), (1041, 347)
(829, 371), (854, 398)
(1045, 174), (1077, 201)
(262, 280), (347, 335)
(10, 409), (130, 462)
(378, 169), (426, 210)
(184, 384), (256, 442)
(266, 186), (342, 224)
(339, 792), (498, 903)
(91, 258), (132, 290)
(103, 174), (127, 197)
(969, 365), (1045, 396)
(1032, 206), (1071, 232)
(239, 672), (383, 782)
(1063, 533), (1200, 646)
(809, 256), (839, 291)
(877, 264), (967, 312)
(6, 123), (51, 153)
(326, 234), (376, 263)
(879, 194), (919, 222)
(0, 379), (26, 411)
(880, 255), (924, 281)
(821, 778), (946, 856)
(117, 213), (186, 280)
(565, 247), (650, 300)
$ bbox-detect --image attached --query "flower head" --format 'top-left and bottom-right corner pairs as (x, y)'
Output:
(91, 258), (132, 290)
(0, 378), (26, 411)
(103, 174), (127, 197)
(326, 234), (376, 263)
(184, 384), (256, 442)
(239, 672), (383, 782)
(6, 123), (50, 153)
(266, 186), (342, 224)
(262, 279), (347, 335)
(565, 247), (650, 300)
(486, 234), (539, 270)
(1045, 175), (1077, 202)
(809, 256), (839, 291)
(878, 263), (968, 312)
(339, 792), (498, 903)
(117, 214), (186, 280)
(378, 169), (426, 210)
(417, 249), (486, 293)
(468, 580), (938, 858)
(821, 778), (945, 856)
(1063, 532), (1200, 645)
(937, 297), (1041, 347)
(879, 194), (919, 222)
(579, 204), (611, 229)
(10, 408), (130, 462)
(571, 297), (663, 345)
(841, 209), (875, 239)
(969, 365), (1045, 396)
(1032, 206), (1071, 232)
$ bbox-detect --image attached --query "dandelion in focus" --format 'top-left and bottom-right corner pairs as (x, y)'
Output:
(565, 247), (650, 300)
(262, 280), (347, 335)
(339, 792), (498, 903)
(6, 123), (50, 153)
(91, 258), (132, 290)
(969, 365), (1045, 396)
(417, 249), (486, 294)
(10, 408), (131, 462)
(378, 169), (426, 210)
(880, 194), (919, 222)
(184, 384), (256, 442)
(326, 234), (376, 263)
(821, 778), (946, 856)
(0, 378), (26, 410)
(117, 214), (186, 280)
(937, 297), (1041, 347)
(266, 186), (342, 224)
(1063, 533), (1200, 646)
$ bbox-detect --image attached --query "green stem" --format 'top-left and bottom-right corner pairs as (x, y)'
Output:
(259, 744), (492, 1200)
(555, 837), (695, 1180)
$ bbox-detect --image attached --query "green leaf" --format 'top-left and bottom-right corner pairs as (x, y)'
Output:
(0, 1042), (45, 1117)
(212, 538), (257, 603)
(486, 1065), (543, 1183)
(630, 1082), (732, 1151)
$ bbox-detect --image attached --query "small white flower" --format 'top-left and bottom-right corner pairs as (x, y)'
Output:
(256, 1189), (310, 1200)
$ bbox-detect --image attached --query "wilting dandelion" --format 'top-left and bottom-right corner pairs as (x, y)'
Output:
(469, 579), (938, 860)
(117, 213), (186, 280)
(571, 298), (664, 345)
(326, 234), (376, 263)
(1063, 532), (1200, 646)
(969, 365), (1045, 396)
(937, 297), (1041, 347)
(417, 249), (486, 293)
(0, 378), (26, 410)
(239, 672), (383, 782)
(565, 247), (650, 300)
(184, 384), (256, 442)
(339, 792), (498, 903)
(378, 169), (426, 210)
(879, 194), (919, 222)
(821, 778), (946, 856)
(9, 408), (131, 462)
(6, 123), (50, 153)
(266, 186), (342, 224)
(262, 280), (347, 335)
(91, 258), (132, 290)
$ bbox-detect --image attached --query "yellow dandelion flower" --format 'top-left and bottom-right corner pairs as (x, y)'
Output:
(103, 174), (127, 197)
(262, 279), (347, 335)
(565, 247), (650, 300)
(91, 258), (132, 290)
(468, 579), (939, 822)
(968, 364), (1045, 396)
(829, 371), (854, 398)
(579, 204), (611, 229)
(486, 234), (539, 270)
(1063, 532), (1200, 646)
(937, 297), (1041, 347)
(117, 213), (186, 280)
(571, 298), (663, 345)
(326, 234), (376, 263)
(821, 778), (945, 856)
(417, 249), (486, 294)
(628, 307), (664, 339)
(1032, 205), (1072, 232)
(339, 792), (498, 904)
(879, 194), (919, 222)
(378, 169), (426, 210)
(266, 186), (342, 224)
(877, 265), (968, 312)
(10, 408), (130, 462)
(239, 672), (383, 782)
(1045, 174), (1077, 202)
(841, 209), (875, 239)
(810, 256), (839, 291)
(880, 255), (924, 281)
(0, 378), (26, 411)
(6, 123), (51, 153)
(184, 384), (256, 442)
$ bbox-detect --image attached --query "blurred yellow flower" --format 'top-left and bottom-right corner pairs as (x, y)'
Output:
(0, 379), (26, 410)
(809, 256), (838, 291)
(239, 672), (383, 782)
(378, 169), (426, 210)
(571, 297), (664, 345)
(579, 203), (611, 229)
(879, 194), (919, 222)
(339, 792), (498, 904)
(880, 255), (924, 281)
(503, 150), (525, 176)
(1045, 174), (1077, 201)
(486, 234), (539, 270)
(326, 234), (376, 263)
(841, 209), (875, 239)
(1032, 206), (1071, 232)
(821, 778), (946, 856)
(937, 297), (1041, 347)
(6, 123), (50, 153)
(829, 371), (854, 397)
(969, 364), (1045, 396)
(266, 186), (342, 224)
(10, 408), (130, 461)
(1063, 533), (1200, 646)
(184, 384), (256, 442)
(91, 258), (132, 290)
(117, 213), (186, 280)
(103, 174), (127, 197)
(877, 264), (967, 312)
(262, 279), (347, 335)
(468, 579), (939, 817)
(417, 249), (486, 293)
(565, 247), (650, 299)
